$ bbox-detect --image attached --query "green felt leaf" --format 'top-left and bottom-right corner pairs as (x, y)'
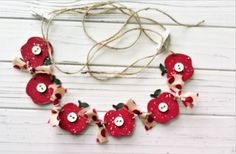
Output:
(44, 57), (52, 65)
(54, 78), (62, 85)
(159, 63), (167, 76)
(150, 89), (162, 98)
(112, 103), (125, 110)
(78, 100), (90, 108)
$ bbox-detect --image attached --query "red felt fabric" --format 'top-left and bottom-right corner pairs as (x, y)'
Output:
(21, 37), (51, 68)
(59, 103), (88, 134)
(147, 92), (179, 124)
(164, 53), (194, 81)
(104, 108), (135, 137)
(26, 73), (53, 105)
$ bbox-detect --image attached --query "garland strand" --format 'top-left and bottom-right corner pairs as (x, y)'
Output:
(12, 1), (203, 144)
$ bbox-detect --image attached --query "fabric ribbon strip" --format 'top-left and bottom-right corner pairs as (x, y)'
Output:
(48, 85), (67, 126)
(176, 92), (199, 108)
(167, 74), (185, 94)
(48, 100), (61, 127)
(125, 99), (155, 130)
(48, 84), (67, 102)
(167, 74), (199, 108)
(13, 57), (52, 74)
(83, 108), (108, 143)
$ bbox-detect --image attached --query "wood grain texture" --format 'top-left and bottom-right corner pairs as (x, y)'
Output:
(0, 109), (235, 154)
(0, 62), (235, 116)
(0, 0), (235, 27)
(0, 0), (235, 154)
(0, 19), (235, 70)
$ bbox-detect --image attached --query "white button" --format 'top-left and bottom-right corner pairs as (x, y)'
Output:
(67, 112), (78, 123)
(114, 116), (124, 127)
(32, 45), (42, 55)
(174, 62), (184, 72)
(158, 102), (168, 112)
(36, 83), (47, 93)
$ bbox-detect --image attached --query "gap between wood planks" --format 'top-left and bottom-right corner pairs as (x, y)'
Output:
(27, 0), (236, 7)
(0, 0), (235, 28)
(0, 16), (235, 29)
(1, 60), (235, 72)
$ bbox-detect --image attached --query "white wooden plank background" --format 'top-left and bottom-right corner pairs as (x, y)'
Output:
(0, 0), (235, 154)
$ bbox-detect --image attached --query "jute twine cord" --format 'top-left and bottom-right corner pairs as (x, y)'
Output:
(40, 1), (204, 81)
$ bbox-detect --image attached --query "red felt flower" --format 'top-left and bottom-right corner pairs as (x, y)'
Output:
(104, 104), (135, 137)
(148, 92), (179, 124)
(164, 53), (194, 81)
(21, 37), (51, 68)
(26, 73), (53, 105)
(59, 103), (88, 134)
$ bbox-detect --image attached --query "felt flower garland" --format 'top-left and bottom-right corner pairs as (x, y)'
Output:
(13, 36), (198, 144)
